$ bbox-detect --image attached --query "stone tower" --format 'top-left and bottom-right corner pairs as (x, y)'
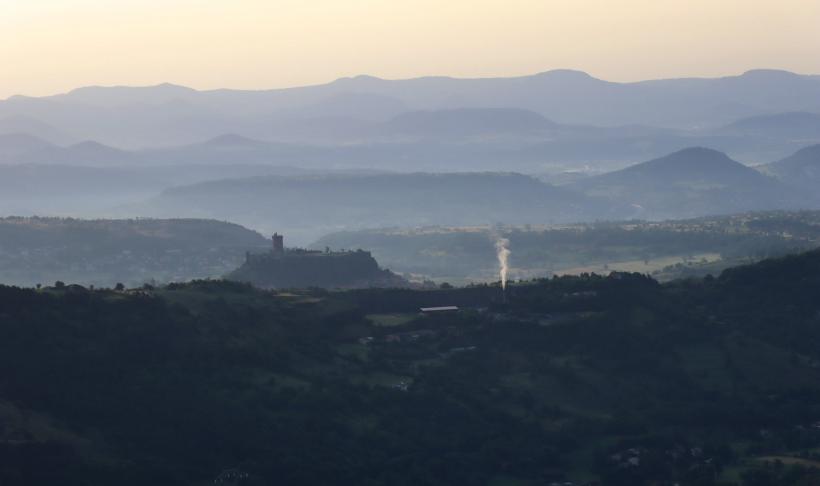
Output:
(272, 233), (284, 254)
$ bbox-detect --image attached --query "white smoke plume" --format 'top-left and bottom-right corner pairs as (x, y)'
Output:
(495, 238), (511, 290)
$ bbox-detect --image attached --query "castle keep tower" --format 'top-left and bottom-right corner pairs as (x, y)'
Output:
(272, 233), (284, 255)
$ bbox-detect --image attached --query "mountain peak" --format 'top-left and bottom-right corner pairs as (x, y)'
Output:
(765, 144), (820, 186)
(572, 146), (781, 219)
(330, 74), (386, 86)
(793, 143), (820, 156)
(534, 69), (594, 79)
(68, 140), (120, 151)
(528, 70), (605, 85)
(583, 147), (757, 183)
(774, 143), (820, 165)
(154, 82), (192, 90)
(66, 82), (195, 95)
(642, 147), (741, 171)
(202, 134), (266, 147)
(667, 146), (728, 158)
(739, 69), (801, 79)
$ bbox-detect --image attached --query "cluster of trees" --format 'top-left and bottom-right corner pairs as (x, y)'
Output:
(3, 249), (820, 484)
(0, 217), (268, 287)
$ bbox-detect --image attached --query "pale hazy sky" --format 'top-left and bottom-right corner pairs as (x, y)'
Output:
(1, 0), (819, 98)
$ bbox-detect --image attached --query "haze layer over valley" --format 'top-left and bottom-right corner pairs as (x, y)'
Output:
(0, 70), (819, 274)
(0, 70), (819, 235)
(0, 61), (815, 277)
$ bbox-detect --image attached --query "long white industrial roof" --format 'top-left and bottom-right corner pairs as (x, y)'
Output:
(420, 306), (459, 312)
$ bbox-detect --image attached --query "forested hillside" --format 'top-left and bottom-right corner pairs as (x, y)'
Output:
(3, 251), (820, 484)
(0, 217), (268, 287)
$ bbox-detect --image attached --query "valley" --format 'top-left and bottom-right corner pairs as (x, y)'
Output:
(2, 45), (820, 485)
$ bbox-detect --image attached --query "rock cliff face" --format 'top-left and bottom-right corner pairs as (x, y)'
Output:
(226, 249), (408, 289)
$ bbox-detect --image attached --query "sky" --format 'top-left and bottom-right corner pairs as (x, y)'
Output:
(1, 0), (819, 98)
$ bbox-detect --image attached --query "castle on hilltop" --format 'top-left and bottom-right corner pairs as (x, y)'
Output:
(245, 232), (360, 263)
(232, 233), (408, 289)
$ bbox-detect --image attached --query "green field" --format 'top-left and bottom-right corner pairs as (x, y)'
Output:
(553, 252), (723, 279)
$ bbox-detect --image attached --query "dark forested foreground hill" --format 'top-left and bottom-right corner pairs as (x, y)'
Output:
(0, 217), (268, 287)
(4, 251), (820, 484)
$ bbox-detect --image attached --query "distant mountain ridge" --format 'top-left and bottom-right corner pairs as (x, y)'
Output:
(2, 69), (820, 148)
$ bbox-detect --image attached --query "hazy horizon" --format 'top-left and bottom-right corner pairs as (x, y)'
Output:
(2, 0), (820, 99)
(3, 67), (820, 101)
